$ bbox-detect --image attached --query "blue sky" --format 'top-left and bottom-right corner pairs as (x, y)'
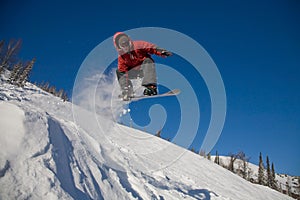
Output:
(1, 0), (299, 175)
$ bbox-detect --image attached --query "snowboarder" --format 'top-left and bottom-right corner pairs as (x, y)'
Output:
(113, 32), (172, 101)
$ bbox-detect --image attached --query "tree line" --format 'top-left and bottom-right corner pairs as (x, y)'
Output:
(212, 150), (298, 199)
(0, 39), (68, 101)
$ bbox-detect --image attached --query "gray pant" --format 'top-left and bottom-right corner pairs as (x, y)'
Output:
(117, 58), (157, 91)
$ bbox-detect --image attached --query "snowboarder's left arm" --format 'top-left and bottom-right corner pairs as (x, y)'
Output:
(136, 41), (172, 57)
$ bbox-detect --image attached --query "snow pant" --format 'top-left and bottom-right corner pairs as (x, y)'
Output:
(116, 58), (157, 91)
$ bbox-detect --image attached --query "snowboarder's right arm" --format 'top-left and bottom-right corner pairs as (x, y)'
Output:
(118, 56), (129, 73)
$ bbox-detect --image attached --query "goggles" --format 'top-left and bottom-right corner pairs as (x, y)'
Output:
(118, 35), (130, 48)
(119, 40), (130, 48)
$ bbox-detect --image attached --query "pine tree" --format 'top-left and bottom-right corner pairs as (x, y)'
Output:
(155, 129), (162, 138)
(266, 156), (271, 187)
(8, 62), (23, 84)
(214, 151), (218, 164)
(207, 152), (211, 160)
(57, 89), (64, 99)
(48, 86), (56, 94)
(199, 149), (206, 157)
(271, 163), (277, 189)
(18, 58), (35, 87)
(0, 40), (4, 54)
(0, 40), (5, 74)
(41, 82), (50, 91)
(62, 91), (69, 101)
(214, 151), (220, 165)
(190, 147), (196, 153)
(258, 152), (265, 185)
(297, 177), (300, 196)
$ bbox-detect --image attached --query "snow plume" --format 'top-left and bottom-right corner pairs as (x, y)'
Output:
(72, 68), (127, 135)
(73, 71), (120, 117)
(71, 33), (127, 134)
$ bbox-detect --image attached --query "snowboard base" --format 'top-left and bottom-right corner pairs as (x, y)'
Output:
(129, 89), (180, 102)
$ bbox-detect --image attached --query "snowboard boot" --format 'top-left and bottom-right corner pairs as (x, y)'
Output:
(121, 86), (134, 101)
(143, 84), (157, 96)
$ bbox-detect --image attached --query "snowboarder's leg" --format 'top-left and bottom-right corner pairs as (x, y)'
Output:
(141, 58), (157, 86)
(141, 58), (157, 96)
(116, 69), (133, 100)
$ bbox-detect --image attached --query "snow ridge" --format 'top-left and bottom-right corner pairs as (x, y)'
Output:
(0, 81), (295, 200)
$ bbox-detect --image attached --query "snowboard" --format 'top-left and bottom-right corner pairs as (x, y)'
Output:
(129, 89), (180, 102)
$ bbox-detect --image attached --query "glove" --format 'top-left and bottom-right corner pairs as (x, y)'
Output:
(156, 47), (173, 57)
(161, 50), (173, 57)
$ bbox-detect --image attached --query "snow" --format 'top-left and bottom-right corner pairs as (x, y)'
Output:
(0, 80), (295, 200)
(211, 156), (299, 197)
(0, 102), (25, 167)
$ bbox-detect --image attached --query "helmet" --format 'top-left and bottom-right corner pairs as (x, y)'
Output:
(113, 32), (132, 51)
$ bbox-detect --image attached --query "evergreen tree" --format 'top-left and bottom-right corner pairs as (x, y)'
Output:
(199, 149), (206, 157)
(41, 82), (50, 91)
(8, 62), (23, 84)
(271, 162), (277, 189)
(258, 152), (265, 185)
(18, 58), (35, 87)
(190, 147), (196, 153)
(0, 40), (4, 54)
(214, 151), (220, 165)
(297, 177), (300, 196)
(266, 156), (271, 187)
(0, 40), (4, 74)
(48, 86), (56, 94)
(155, 129), (162, 138)
(207, 152), (211, 161)
(57, 89), (64, 99)
(61, 91), (69, 101)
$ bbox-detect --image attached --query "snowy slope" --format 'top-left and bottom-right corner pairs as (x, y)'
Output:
(0, 80), (295, 200)
(211, 156), (299, 197)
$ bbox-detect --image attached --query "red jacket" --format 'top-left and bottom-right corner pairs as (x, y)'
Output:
(113, 32), (164, 73)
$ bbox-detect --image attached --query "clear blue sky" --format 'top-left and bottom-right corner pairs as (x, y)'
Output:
(1, 0), (299, 175)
